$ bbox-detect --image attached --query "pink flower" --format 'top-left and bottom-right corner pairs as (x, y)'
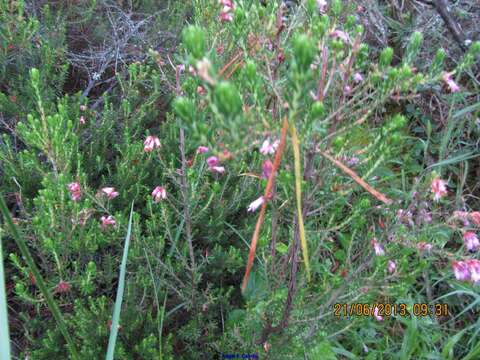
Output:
(470, 212), (480, 227)
(453, 211), (470, 226)
(101, 187), (119, 200)
(67, 182), (82, 201)
(207, 156), (219, 167)
(219, 0), (233, 7)
(188, 65), (197, 76)
(262, 159), (273, 179)
(371, 238), (385, 256)
(467, 259), (480, 283)
(463, 231), (480, 252)
(209, 166), (225, 174)
(196, 58), (215, 85)
(54, 280), (71, 294)
(431, 177), (447, 201)
(197, 86), (206, 96)
(177, 64), (186, 73)
(343, 85), (352, 95)
(442, 72), (460, 93)
(260, 139), (279, 155)
(452, 261), (470, 281)
(100, 215), (116, 230)
(330, 30), (350, 43)
(79, 115), (86, 125)
(373, 307), (383, 321)
(417, 242), (433, 252)
(144, 135), (161, 152)
(316, 0), (327, 13)
(152, 186), (167, 202)
(387, 260), (396, 274)
(353, 72), (364, 83)
(247, 196), (265, 212)
(196, 146), (209, 154)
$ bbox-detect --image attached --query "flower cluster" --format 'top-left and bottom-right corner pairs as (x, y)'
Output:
(452, 260), (480, 284)
(144, 135), (161, 152)
(67, 182), (82, 201)
(431, 177), (448, 201)
(206, 156), (225, 174)
(219, 0), (234, 23)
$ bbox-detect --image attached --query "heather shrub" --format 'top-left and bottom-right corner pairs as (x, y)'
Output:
(0, 0), (479, 359)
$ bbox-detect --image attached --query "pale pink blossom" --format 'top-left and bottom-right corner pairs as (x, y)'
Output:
(470, 212), (480, 227)
(316, 0), (327, 13)
(207, 156), (219, 167)
(247, 196), (264, 212)
(67, 182), (82, 201)
(209, 166), (225, 174)
(196, 146), (209, 154)
(54, 280), (71, 294)
(387, 260), (396, 274)
(463, 231), (480, 252)
(330, 30), (350, 43)
(144, 135), (161, 152)
(344, 85), (352, 95)
(417, 242), (433, 252)
(219, 0), (234, 7)
(260, 139), (279, 155)
(454, 211), (470, 226)
(152, 186), (167, 202)
(177, 64), (186, 73)
(196, 58), (215, 85)
(467, 259), (480, 283)
(452, 261), (470, 281)
(197, 86), (206, 96)
(262, 159), (273, 179)
(80, 105), (87, 111)
(188, 65), (197, 76)
(442, 72), (460, 93)
(79, 115), (86, 125)
(100, 215), (116, 230)
(431, 177), (447, 201)
(101, 187), (119, 200)
(371, 238), (385, 256)
(373, 307), (383, 321)
(353, 72), (364, 83)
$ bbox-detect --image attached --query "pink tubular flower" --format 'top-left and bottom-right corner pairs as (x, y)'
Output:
(152, 186), (167, 202)
(262, 159), (273, 179)
(353, 72), (364, 83)
(431, 177), (447, 201)
(417, 242), (433, 252)
(316, 0), (327, 13)
(54, 280), (71, 294)
(452, 261), (470, 281)
(247, 196), (265, 212)
(144, 135), (161, 152)
(197, 86), (206, 96)
(371, 238), (385, 256)
(67, 182), (82, 202)
(210, 166), (225, 174)
(467, 259), (480, 283)
(196, 146), (209, 154)
(260, 139), (279, 155)
(207, 156), (219, 167)
(100, 215), (116, 230)
(470, 212), (480, 227)
(442, 72), (460, 93)
(79, 115), (86, 125)
(454, 211), (470, 226)
(101, 187), (119, 200)
(463, 231), (480, 252)
(330, 30), (350, 43)
(373, 307), (383, 321)
(387, 260), (396, 274)
(343, 85), (352, 96)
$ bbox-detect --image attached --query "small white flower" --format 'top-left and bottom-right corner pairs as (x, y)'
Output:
(247, 196), (264, 212)
(92, 72), (101, 80)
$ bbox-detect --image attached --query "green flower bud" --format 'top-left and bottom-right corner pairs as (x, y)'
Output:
(306, 0), (317, 15)
(345, 15), (356, 29)
(331, 0), (342, 16)
(390, 132), (402, 145)
(405, 31), (423, 63)
(390, 114), (407, 130)
(311, 101), (326, 118)
(431, 48), (445, 73)
(399, 65), (412, 79)
(234, 7), (245, 23)
(182, 25), (206, 59)
(30, 68), (40, 85)
(214, 81), (243, 117)
(293, 34), (316, 72)
(333, 135), (345, 149)
(387, 67), (399, 81)
(244, 60), (257, 81)
(379, 47), (394, 69)
(331, 39), (344, 51)
(355, 25), (364, 35)
(173, 97), (195, 121)
(359, 198), (371, 209)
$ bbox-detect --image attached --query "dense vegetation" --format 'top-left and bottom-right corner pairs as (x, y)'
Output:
(1, 0), (479, 359)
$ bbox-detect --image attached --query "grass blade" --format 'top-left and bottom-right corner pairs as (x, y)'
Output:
(289, 122), (311, 282)
(0, 229), (11, 360)
(0, 196), (79, 359)
(106, 202), (134, 360)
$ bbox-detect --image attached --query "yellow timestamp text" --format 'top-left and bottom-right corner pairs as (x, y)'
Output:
(333, 303), (449, 318)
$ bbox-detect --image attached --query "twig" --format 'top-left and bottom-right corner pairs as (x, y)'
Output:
(318, 151), (393, 205)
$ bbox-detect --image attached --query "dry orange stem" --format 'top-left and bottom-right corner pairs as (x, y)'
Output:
(320, 151), (393, 205)
(241, 117), (289, 293)
(219, 50), (243, 77)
